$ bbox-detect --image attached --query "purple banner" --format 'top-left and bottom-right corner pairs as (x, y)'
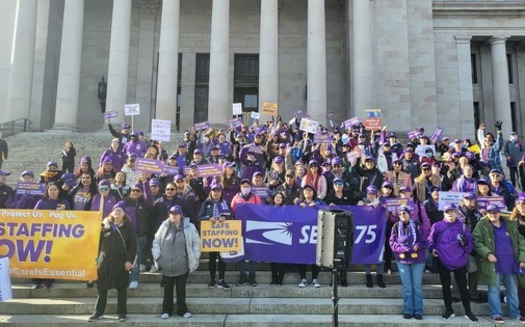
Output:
(252, 186), (270, 199)
(16, 182), (46, 196)
(344, 117), (360, 130)
(104, 110), (119, 119)
(326, 112), (334, 118)
(229, 117), (242, 128)
(194, 121), (210, 132)
(407, 130), (421, 139)
(163, 165), (180, 175)
(477, 196), (506, 211)
(183, 164), (223, 177)
(235, 204), (386, 265)
(314, 134), (332, 144)
(135, 158), (165, 174)
(430, 127), (444, 142)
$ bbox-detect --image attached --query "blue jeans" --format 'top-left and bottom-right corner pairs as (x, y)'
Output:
(488, 273), (520, 319)
(397, 262), (425, 316)
(239, 260), (257, 276)
(364, 262), (384, 275)
(130, 235), (147, 282)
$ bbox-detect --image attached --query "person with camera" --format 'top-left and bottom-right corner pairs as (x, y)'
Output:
(428, 203), (477, 322)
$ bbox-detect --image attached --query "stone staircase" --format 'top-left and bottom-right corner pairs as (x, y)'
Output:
(0, 131), (513, 326)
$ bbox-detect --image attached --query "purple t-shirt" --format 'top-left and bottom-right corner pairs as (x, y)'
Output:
(493, 221), (516, 274)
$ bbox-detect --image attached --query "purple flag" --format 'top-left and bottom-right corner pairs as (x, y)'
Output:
(235, 204), (386, 265)
(430, 127), (444, 142)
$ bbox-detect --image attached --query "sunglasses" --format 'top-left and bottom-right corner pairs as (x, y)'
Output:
(422, 168), (430, 171)
(333, 165), (341, 168)
(176, 180), (184, 183)
(99, 186), (109, 191)
(131, 189), (142, 193)
(166, 188), (176, 191)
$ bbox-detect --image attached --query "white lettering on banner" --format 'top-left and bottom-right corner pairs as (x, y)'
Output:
(354, 225), (377, 244)
(299, 225), (317, 244)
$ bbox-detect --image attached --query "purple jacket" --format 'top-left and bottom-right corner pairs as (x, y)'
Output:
(428, 219), (473, 270)
(99, 148), (126, 172)
(90, 193), (117, 219)
(451, 175), (477, 193)
(389, 219), (427, 264)
(34, 198), (72, 210)
(123, 140), (148, 158)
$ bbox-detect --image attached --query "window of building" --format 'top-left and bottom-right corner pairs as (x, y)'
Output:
(507, 53), (513, 84)
(471, 54), (478, 84)
(194, 54), (210, 123)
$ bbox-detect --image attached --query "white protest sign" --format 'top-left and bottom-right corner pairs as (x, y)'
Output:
(0, 257), (13, 302)
(151, 119), (171, 142)
(299, 117), (319, 134)
(124, 103), (140, 116)
(438, 191), (466, 210)
(232, 103), (243, 115)
(251, 112), (261, 120)
(415, 145), (436, 158)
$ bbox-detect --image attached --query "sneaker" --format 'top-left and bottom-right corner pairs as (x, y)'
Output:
(465, 311), (478, 322)
(493, 316), (504, 324)
(515, 316), (525, 324)
(88, 314), (103, 322)
(118, 314), (127, 322)
(298, 278), (307, 288)
(403, 314), (412, 319)
(139, 264), (146, 272)
(160, 313), (169, 319)
(129, 281), (139, 289)
(183, 312), (192, 318)
(150, 265), (158, 273)
(86, 281), (94, 288)
(442, 309), (455, 320)
(312, 279), (321, 288)
(208, 280), (216, 288)
(248, 275), (257, 287)
(217, 279), (231, 290)
(414, 314), (422, 320)
(31, 283), (42, 290)
(236, 274), (247, 286)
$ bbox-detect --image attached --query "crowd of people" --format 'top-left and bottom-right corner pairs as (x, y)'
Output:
(2, 116), (525, 323)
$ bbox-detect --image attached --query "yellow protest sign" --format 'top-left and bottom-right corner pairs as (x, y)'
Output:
(200, 220), (242, 252)
(262, 102), (278, 116)
(0, 210), (102, 281)
(469, 144), (481, 154)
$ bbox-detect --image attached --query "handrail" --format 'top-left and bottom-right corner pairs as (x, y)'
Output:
(0, 118), (29, 132)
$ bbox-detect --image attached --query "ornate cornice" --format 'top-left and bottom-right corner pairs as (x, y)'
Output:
(433, 1), (525, 17)
(138, 0), (159, 17)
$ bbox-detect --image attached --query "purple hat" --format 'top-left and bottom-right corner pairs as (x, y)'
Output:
(0, 170), (10, 176)
(222, 161), (235, 169)
(364, 155), (375, 162)
(112, 201), (126, 211)
(303, 184), (316, 192)
(169, 205), (182, 214)
(210, 180), (222, 190)
(309, 160), (319, 166)
(382, 181), (393, 189)
(404, 148), (413, 154)
(382, 142), (391, 147)
(21, 170), (33, 178)
(130, 132), (138, 137)
(477, 177), (489, 185)
(279, 143), (287, 148)
(430, 185), (441, 192)
(465, 152), (475, 160)
(149, 178), (160, 186)
(252, 171), (263, 178)
(137, 131), (144, 136)
(331, 157), (342, 165)
(464, 192), (477, 200)
(454, 139), (462, 144)
(240, 178), (252, 186)
(398, 205), (411, 214)
(178, 143), (186, 148)
(60, 173), (76, 187)
(98, 179), (111, 187)
(274, 156), (284, 164)
(121, 123), (131, 129)
(211, 146), (219, 151)
(516, 195), (525, 203)
(168, 154), (177, 160)
(399, 186), (411, 193)
(174, 174), (184, 181)
(102, 157), (113, 165)
(80, 156), (92, 165)
(486, 205), (500, 213)
(420, 162), (431, 169)
(389, 132), (397, 138)
(194, 149), (202, 155)
(490, 168), (502, 175)
(333, 178), (344, 185)
(47, 161), (58, 168)
(366, 185), (378, 195)
(295, 160), (304, 166)
(444, 203), (457, 212)
(132, 183), (144, 192)
(392, 158), (402, 164)
(322, 160), (331, 166)
(189, 162), (198, 168)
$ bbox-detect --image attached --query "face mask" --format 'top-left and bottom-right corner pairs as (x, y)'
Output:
(241, 187), (251, 196)
(426, 153), (433, 158)
(510, 135), (518, 142)
(203, 137), (209, 143)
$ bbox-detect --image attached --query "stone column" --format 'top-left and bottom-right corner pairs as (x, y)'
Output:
(258, 0), (279, 122)
(455, 35), (475, 137)
(307, 0), (327, 123)
(490, 36), (512, 137)
(51, 0), (85, 131)
(352, 0), (373, 118)
(208, 0), (230, 126)
(5, 0), (38, 122)
(180, 53), (196, 131)
(156, 0), (180, 125)
(106, 0), (132, 124)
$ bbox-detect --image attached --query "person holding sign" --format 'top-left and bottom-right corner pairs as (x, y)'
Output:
(153, 205), (200, 319)
(429, 203), (477, 322)
(107, 122), (132, 152)
(4, 170), (40, 209)
(89, 202), (137, 323)
(389, 205), (427, 320)
(197, 181), (232, 290)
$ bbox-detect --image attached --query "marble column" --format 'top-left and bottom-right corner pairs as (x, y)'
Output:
(490, 36), (512, 137)
(307, 0), (327, 123)
(258, 0), (279, 123)
(208, 0), (230, 126)
(156, 0), (180, 125)
(51, 0), (85, 131)
(5, 0), (38, 122)
(352, 0), (373, 118)
(454, 35), (475, 137)
(106, 0), (132, 124)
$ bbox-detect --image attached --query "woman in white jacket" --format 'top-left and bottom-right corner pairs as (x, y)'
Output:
(152, 205), (200, 319)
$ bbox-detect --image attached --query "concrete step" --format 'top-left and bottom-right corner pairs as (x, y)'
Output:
(0, 297), (506, 317)
(0, 314), (498, 326)
(11, 283), (449, 299)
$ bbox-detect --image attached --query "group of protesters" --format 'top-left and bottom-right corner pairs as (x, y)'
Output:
(2, 114), (525, 323)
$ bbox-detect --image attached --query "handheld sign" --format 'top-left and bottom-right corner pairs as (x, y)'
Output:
(104, 110), (118, 119)
(151, 119), (171, 142)
(124, 104), (140, 116)
(251, 112), (261, 120)
(200, 220), (242, 252)
(314, 134), (332, 144)
(299, 117), (319, 134)
(232, 103), (243, 115)
(16, 182), (46, 196)
(135, 158), (165, 174)
(262, 102), (278, 116)
(438, 191), (466, 210)
(430, 127), (444, 142)
(364, 109), (381, 131)
(344, 117), (360, 130)
(194, 121), (210, 132)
